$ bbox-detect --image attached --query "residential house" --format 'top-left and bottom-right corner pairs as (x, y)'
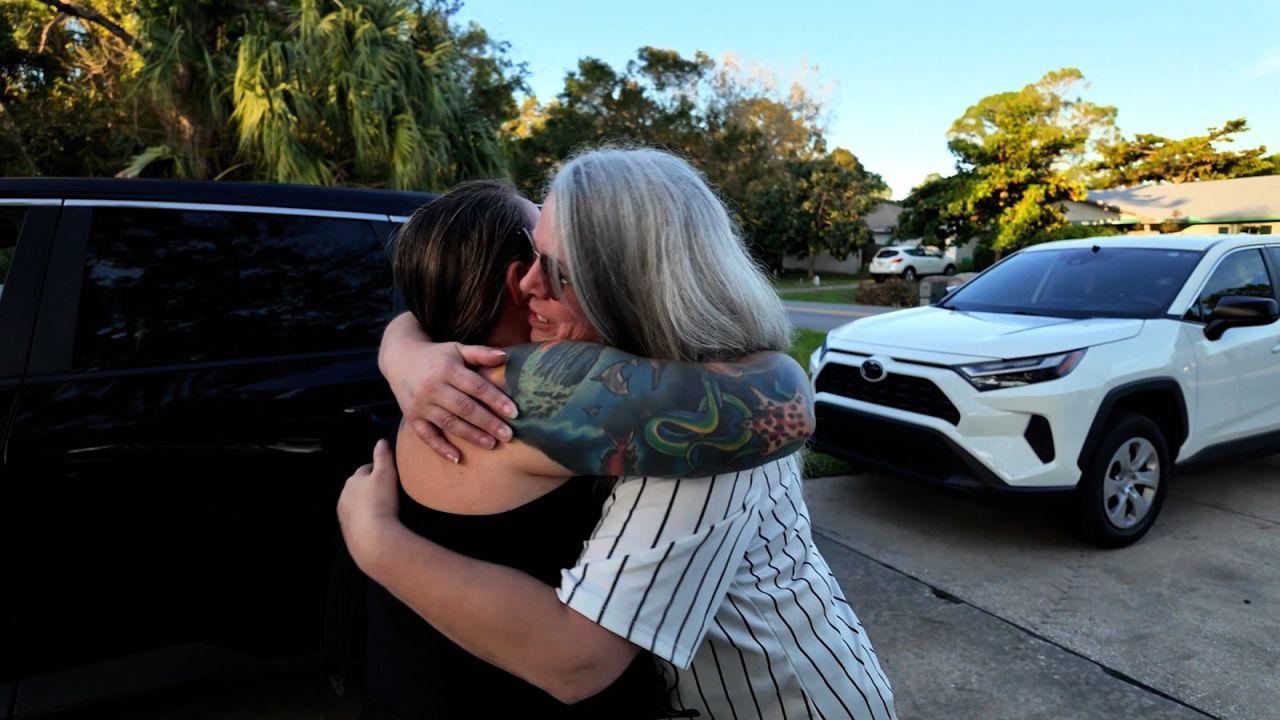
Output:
(1065, 175), (1280, 236)
(780, 201), (903, 274)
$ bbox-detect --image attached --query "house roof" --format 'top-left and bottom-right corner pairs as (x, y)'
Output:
(865, 201), (902, 232)
(1083, 175), (1280, 224)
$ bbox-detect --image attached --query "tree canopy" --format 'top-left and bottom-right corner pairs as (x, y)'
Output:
(896, 68), (1278, 257)
(4, 0), (523, 188)
(906, 68), (1115, 254)
(502, 48), (885, 271)
(1091, 118), (1280, 188)
(2, 8), (890, 269)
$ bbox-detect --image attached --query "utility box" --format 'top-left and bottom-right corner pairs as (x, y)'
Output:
(919, 276), (951, 306)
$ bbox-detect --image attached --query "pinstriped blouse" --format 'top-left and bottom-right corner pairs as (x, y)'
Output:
(557, 454), (897, 720)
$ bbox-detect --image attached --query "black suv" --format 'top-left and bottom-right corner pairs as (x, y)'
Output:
(0, 179), (430, 717)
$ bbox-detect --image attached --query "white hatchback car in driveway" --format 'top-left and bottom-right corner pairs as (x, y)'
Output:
(811, 234), (1280, 547)
(869, 245), (955, 282)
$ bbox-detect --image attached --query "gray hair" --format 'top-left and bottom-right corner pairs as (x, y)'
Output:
(548, 146), (792, 362)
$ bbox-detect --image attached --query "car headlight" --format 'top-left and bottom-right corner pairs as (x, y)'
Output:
(809, 336), (830, 377)
(954, 349), (1086, 391)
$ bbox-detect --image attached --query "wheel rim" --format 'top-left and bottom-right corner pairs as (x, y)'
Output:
(1102, 437), (1160, 529)
(904, 268), (915, 280)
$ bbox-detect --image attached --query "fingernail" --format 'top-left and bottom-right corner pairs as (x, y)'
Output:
(499, 427), (513, 441)
(493, 349), (508, 357)
(449, 454), (460, 464)
(485, 437), (497, 449)
(505, 404), (519, 419)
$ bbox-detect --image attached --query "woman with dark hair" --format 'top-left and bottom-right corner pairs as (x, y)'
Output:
(359, 178), (817, 718)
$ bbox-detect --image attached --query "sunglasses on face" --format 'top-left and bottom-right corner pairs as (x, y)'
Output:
(522, 227), (571, 300)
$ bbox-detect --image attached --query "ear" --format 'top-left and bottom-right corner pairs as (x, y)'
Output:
(504, 260), (530, 305)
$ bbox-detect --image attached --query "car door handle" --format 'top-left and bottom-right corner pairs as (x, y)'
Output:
(1273, 343), (1280, 354)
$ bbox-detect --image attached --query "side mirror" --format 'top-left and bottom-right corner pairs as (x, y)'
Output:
(1204, 295), (1280, 341)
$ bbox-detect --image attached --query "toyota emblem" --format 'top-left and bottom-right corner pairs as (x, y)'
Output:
(860, 359), (886, 383)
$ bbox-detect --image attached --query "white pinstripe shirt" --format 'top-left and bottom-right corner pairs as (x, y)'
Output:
(557, 455), (896, 719)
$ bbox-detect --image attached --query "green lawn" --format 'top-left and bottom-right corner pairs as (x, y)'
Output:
(803, 451), (853, 478)
(770, 271), (863, 289)
(777, 288), (861, 304)
(787, 327), (827, 368)
(787, 328), (855, 478)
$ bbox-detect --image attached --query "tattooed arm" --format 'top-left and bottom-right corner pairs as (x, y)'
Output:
(501, 341), (814, 477)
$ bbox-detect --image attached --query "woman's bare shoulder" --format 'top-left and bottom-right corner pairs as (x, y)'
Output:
(395, 423), (571, 515)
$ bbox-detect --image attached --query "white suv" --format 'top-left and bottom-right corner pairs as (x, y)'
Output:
(869, 245), (956, 283)
(810, 235), (1280, 547)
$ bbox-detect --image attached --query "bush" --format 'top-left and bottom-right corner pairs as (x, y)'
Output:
(973, 244), (996, 271)
(957, 257), (975, 273)
(854, 278), (918, 307)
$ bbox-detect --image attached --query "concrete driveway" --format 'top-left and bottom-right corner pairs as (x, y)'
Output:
(806, 453), (1279, 720)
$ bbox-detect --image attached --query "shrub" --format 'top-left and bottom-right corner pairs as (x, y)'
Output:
(854, 278), (918, 307)
(973, 244), (996, 271)
(957, 257), (975, 273)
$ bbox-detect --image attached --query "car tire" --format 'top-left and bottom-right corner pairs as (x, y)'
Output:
(944, 264), (956, 276)
(902, 267), (917, 282)
(1072, 412), (1170, 548)
(872, 274), (886, 284)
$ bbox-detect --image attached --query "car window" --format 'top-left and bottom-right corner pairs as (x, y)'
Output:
(1185, 248), (1276, 323)
(944, 247), (1202, 319)
(0, 206), (25, 300)
(875, 249), (898, 259)
(923, 247), (942, 257)
(73, 207), (390, 371)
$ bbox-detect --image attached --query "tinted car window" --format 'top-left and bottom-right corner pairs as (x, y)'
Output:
(0, 206), (25, 295)
(943, 247), (1202, 319)
(74, 207), (389, 370)
(1185, 249), (1276, 323)
(875, 249), (899, 258)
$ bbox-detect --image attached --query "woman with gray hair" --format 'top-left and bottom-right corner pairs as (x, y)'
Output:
(341, 146), (896, 719)
(542, 146), (791, 361)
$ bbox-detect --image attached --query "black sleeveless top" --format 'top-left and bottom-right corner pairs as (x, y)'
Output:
(361, 474), (666, 719)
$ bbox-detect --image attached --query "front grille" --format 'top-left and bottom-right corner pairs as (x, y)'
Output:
(815, 363), (961, 425)
(813, 404), (977, 485)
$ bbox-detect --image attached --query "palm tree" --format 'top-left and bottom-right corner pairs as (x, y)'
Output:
(25, 0), (512, 188)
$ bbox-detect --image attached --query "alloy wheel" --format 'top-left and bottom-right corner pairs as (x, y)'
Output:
(1102, 437), (1160, 529)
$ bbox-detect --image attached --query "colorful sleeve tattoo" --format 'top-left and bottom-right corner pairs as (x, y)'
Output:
(502, 341), (815, 477)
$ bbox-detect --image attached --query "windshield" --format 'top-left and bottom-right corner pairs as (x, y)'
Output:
(941, 247), (1203, 318)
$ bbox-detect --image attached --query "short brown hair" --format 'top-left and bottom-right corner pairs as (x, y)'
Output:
(393, 181), (532, 344)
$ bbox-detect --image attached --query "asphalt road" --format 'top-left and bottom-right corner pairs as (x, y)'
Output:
(785, 299), (893, 331)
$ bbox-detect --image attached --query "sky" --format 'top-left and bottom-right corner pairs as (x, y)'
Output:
(455, 0), (1280, 200)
